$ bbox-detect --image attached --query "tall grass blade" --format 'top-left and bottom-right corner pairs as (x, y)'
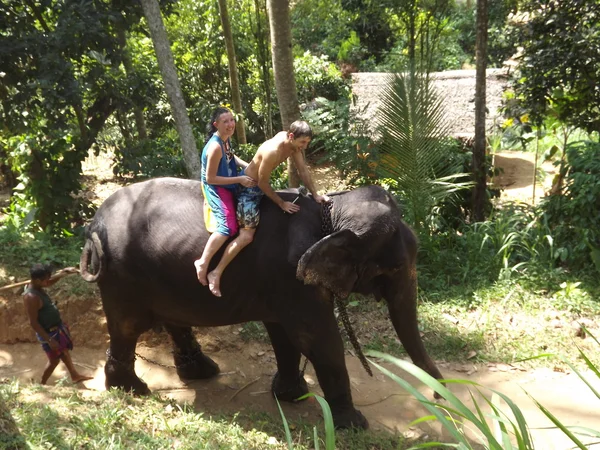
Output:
(297, 393), (335, 450)
(274, 395), (294, 450)
(528, 394), (588, 450)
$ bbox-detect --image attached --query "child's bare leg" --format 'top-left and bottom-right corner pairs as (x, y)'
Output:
(60, 351), (92, 383)
(208, 229), (255, 297)
(195, 233), (229, 285)
(41, 357), (60, 384)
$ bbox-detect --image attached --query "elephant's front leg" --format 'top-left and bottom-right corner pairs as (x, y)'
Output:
(264, 322), (308, 402)
(292, 306), (369, 430)
(164, 324), (220, 380)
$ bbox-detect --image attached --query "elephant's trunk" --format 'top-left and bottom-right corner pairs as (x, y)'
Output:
(385, 266), (443, 382)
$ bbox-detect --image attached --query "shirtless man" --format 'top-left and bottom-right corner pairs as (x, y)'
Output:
(206, 120), (329, 296)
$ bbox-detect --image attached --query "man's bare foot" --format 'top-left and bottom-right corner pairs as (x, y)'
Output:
(72, 374), (93, 383)
(194, 259), (208, 285)
(207, 271), (222, 297)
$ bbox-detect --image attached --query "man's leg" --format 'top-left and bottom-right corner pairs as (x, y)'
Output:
(207, 228), (256, 297)
(59, 350), (93, 383)
(41, 357), (60, 384)
(195, 233), (229, 285)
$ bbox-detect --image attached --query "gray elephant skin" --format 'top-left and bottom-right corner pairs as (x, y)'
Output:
(79, 177), (443, 429)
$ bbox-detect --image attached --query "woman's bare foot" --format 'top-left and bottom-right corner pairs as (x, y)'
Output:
(207, 271), (222, 297)
(72, 374), (93, 383)
(195, 259), (208, 285)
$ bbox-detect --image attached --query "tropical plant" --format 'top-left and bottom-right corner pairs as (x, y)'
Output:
(540, 140), (600, 273)
(510, 0), (600, 133)
(375, 72), (472, 233)
(369, 341), (600, 449)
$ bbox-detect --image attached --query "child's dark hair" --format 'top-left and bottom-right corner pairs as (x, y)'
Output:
(288, 120), (313, 140)
(30, 263), (52, 281)
(205, 107), (233, 144)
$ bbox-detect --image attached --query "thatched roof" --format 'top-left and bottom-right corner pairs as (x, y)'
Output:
(351, 69), (509, 138)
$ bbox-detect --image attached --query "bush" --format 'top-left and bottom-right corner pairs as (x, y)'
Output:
(301, 97), (376, 186)
(112, 134), (187, 179)
(293, 52), (348, 103)
(540, 140), (600, 272)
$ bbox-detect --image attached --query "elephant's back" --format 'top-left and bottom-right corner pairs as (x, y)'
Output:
(91, 177), (208, 268)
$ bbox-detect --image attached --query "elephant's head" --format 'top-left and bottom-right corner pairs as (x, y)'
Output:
(295, 185), (442, 380)
(296, 185), (412, 301)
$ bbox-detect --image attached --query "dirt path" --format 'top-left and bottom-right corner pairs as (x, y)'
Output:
(492, 150), (556, 204)
(1, 341), (599, 448)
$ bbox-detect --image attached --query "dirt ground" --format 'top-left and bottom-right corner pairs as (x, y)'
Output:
(2, 150), (598, 448)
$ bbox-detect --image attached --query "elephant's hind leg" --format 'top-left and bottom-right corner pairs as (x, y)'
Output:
(264, 322), (308, 402)
(104, 315), (151, 395)
(164, 324), (220, 380)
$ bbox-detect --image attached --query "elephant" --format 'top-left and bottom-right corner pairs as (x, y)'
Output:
(79, 177), (443, 429)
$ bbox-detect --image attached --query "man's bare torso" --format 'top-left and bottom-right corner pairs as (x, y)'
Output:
(244, 132), (290, 181)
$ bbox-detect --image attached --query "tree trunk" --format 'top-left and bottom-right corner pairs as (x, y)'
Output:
(117, 27), (148, 141)
(140, 0), (200, 179)
(266, 0), (300, 187)
(472, 0), (488, 222)
(254, 0), (273, 139)
(218, 0), (247, 145)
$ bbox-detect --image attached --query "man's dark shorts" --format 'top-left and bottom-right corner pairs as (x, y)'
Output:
(237, 186), (264, 229)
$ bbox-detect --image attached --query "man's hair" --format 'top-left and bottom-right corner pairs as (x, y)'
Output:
(30, 263), (52, 281)
(288, 121), (313, 140)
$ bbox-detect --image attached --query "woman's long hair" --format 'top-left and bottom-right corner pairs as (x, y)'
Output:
(205, 107), (232, 144)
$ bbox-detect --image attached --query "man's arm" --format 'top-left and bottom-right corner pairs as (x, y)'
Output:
(23, 293), (58, 350)
(257, 153), (300, 213)
(292, 152), (329, 203)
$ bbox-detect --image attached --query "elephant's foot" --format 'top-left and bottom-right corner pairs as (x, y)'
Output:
(105, 362), (150, 395)
(175, 351), (220, 380)
(271, 371), (309, 402)
(331, 406), (369, 430)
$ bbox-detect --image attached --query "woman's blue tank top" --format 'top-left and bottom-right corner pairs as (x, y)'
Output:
(200, 134), (238, 191)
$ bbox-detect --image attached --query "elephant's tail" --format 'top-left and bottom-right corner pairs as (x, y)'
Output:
(80, 231), (105, 283)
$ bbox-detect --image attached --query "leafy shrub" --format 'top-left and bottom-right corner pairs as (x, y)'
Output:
(112, 134), (187, 179)
(294, 52), (348, 103)
(301, 97), (376, 186)
(540, 140), (600, 272)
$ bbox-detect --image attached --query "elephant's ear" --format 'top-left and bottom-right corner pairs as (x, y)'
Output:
(296, 229), (360, 299)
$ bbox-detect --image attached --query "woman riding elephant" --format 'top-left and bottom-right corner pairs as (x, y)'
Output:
(194, 107), (256, 288)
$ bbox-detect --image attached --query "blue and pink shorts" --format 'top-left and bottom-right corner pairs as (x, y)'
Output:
(201, 184), (239, 237)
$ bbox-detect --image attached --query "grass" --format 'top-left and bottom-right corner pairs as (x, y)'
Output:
(1, 380), (412, 450)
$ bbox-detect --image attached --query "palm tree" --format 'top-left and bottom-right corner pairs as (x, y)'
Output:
(217, 0), (247, 144)
(267, 0), (300, 187)
(377, 72), (472, 233)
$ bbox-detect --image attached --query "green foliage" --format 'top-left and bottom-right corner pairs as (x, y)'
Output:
(112, 135), (187, 179)
(291, 0), (354, 61)
(0, 225), (82, 282)
(337, 31), (366, 67)
(302, 97), (376, 185)
(375, 72), (472, 233)
(540, 140), (600, 272)
(293, 52), (347, 103)
(510, 0), (600, 132)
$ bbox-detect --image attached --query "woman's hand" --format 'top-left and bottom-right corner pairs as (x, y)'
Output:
(239, 176), (257, 188)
